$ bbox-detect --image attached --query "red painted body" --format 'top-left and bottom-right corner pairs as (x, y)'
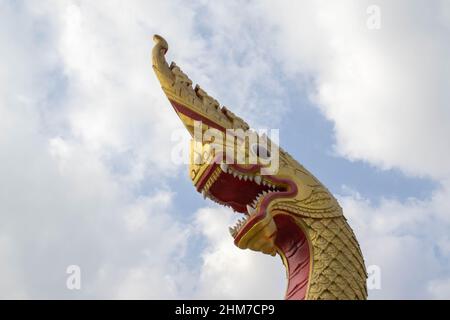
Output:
(274, 215), (311, 300)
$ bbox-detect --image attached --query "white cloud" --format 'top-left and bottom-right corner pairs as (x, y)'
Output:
(340, 182), (450, 299)
(193, 206), (285, 299)
(44, 0), (202, 180)
(0, 110), (191, 299)
(0, 0), (290, 299)
(253, 0), (450, 298)
(2, 0), (450, 300)
(0, 236), (29, 299)
(428, 278), (450, 299)
(259, 0), (450, 179)
(0, 0), (198, 299)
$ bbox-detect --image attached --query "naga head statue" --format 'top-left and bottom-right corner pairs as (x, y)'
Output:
(152, 35), (367, 300)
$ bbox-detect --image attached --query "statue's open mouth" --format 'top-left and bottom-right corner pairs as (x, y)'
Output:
(195, 158), (296, 244)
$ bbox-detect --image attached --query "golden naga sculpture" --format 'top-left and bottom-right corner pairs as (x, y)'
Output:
(152, 35), (367, 300)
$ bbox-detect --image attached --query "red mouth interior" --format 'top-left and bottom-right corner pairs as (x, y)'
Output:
(208, 171), (282, 213)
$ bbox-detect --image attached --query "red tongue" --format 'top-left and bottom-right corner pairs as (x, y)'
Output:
(208, 172), (267, 213)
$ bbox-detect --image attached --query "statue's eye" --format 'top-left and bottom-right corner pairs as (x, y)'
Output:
(251, 143), (271, 159)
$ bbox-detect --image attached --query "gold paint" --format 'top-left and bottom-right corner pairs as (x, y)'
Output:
(152, 35), (367, 300)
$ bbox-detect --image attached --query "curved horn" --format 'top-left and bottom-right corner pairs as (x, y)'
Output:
(152, 34), (175, 87)
(151, 35), (249, 132)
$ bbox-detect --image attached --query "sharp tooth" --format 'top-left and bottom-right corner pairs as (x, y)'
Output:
(202, 191), (207, 199)
(246, 205), (254, 215)
(233, 172), (238, 178)
(248, 175), (253, 181)
(243, 175), (248, 181)
(220, 163), (228, 172)
(254, 176), (262, 185)
(229, 227), (234, 235)
(238, 174), (243, 180)
(262, 180), (267, 186)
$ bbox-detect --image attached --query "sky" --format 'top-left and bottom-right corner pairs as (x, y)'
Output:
(0, 0), (449, 299)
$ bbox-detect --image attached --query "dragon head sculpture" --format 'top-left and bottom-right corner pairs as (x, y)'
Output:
(152, 35), (367, 300)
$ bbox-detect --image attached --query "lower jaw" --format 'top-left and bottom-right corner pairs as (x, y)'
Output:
(234, 214), (276, 249)
(235, 212), (311, 300)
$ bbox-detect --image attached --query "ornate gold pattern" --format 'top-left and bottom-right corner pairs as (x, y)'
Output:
(152, 35), (249, 135)
(152, 35), (367, 300)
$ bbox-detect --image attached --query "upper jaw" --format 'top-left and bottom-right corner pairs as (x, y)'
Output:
(196, 161), (292, 241)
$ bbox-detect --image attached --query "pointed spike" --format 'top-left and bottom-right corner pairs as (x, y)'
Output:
(220, 163), (229, 173)
(254, 175), (262, 185)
